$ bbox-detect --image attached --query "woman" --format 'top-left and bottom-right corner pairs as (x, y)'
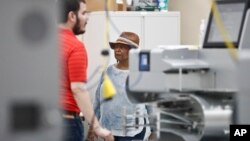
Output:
(94, 32), (151, 141)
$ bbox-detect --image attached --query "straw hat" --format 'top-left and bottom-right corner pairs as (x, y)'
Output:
(109, 32), (140, 49)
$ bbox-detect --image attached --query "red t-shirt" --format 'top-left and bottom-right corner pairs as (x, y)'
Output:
(59, 28), (88, 113)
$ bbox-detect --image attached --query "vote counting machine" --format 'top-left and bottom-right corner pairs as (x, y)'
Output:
(125, 0), (250, 141)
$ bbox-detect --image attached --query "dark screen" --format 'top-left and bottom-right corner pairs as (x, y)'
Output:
(203, 0), (249, 48)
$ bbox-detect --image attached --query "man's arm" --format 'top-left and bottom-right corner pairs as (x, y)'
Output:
(93, 72), (105, 120)
(71, 82), (114, 141)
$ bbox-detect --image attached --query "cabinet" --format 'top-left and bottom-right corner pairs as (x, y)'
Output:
(82, 11), (180, 90)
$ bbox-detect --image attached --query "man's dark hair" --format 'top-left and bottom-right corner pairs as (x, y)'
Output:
(57, 0), (86, 23)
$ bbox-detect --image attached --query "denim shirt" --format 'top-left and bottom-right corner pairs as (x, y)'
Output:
(94, 64), (151, 138)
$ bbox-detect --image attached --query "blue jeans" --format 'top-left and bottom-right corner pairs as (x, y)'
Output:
(114, 127), (146, 141)
(63, 115), (84, 141)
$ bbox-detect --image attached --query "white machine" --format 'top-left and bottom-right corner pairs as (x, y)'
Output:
(127, 0), (250, 141)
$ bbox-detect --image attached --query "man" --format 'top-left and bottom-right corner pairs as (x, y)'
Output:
(57, 0), (114, 141)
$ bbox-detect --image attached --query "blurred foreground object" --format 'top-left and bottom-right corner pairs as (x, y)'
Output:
(0, 0), (62, 141)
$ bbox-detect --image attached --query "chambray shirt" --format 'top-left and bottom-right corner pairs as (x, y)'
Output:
(94, 64), (151, 138)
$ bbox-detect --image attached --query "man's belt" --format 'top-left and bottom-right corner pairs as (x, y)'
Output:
(62, 110), (85, 121)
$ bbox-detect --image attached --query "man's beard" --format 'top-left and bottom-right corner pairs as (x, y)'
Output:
(73, 17), (85, 35)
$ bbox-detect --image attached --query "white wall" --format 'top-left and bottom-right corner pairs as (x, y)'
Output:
(169, 0), (211, 45)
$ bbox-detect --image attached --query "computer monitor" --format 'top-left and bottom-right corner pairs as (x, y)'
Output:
(203, 0), (250, 48)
